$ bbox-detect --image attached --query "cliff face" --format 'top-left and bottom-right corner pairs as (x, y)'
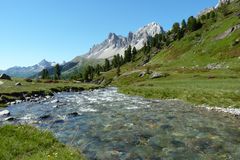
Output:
(84, 22), (164, 59)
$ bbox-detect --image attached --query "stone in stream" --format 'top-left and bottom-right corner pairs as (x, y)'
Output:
(15, 100), (22, 104)
(4, 117), (16, 121)
(45, 96), (51, 99)
(52, 105), (59, 108)
(67, 112), (80, 117)
(39, 114), (52, 120)
(0, 110), (10, 116)
(53, 119), (64, 124)
(51, 99), (59, 103)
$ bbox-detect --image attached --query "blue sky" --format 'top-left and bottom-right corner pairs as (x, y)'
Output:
(0, 0), (217, 70)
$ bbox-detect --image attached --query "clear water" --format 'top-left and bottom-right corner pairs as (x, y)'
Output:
(1, 87), (240, 160)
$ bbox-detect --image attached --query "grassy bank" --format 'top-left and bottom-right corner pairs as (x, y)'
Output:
(112, 68), (240, 108)
(0, 78), (100, 107)
(0, 125), (85, 160)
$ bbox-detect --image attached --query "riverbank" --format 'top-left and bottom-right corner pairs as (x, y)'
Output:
(0, 125), (85, 160)
(107, 67), (240, 109)
(0, 78), (101, 108)
(1, 87), (240, 159)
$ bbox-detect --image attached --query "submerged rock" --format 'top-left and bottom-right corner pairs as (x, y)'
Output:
(53, 119), (64, 124)
(51, 99), (59, 103)
(39, 114), (52, 120)
(67, 112), (80, 117)
(4, 117), (16, 121)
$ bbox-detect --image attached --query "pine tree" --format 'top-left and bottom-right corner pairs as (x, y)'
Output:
(116, 65), (121, 77)
(124, 45), (132, 63)
(187, 16), (202, 32)
(132, 47), (137, 62)
(41, 69), (49, 79)
(54, 64), (61, 80)
(104, 59), (110, 71)
(83, 67), (89, 82)
(181, 19), (187, 32)
(95, 64), (102, 76)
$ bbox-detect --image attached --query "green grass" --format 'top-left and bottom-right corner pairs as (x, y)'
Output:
(0, 125), (85, 160)
(112, 70), (240, 108)
(0, 78), (101, 107)
(0, 79), (99, 94)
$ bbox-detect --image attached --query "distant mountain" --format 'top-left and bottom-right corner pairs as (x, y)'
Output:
(2, 22), (163, 78)
(84, 22), (164, 59)
(0, 59), (56, 78)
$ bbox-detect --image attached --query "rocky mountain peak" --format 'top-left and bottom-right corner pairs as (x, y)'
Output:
(85, 22), (164, 59)
(216, 0), (234, 8)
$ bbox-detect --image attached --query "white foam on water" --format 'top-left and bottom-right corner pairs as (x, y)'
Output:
(126, 106), (140, 110)
(79, 108), (98, 113)
(21, 114), (34, 120)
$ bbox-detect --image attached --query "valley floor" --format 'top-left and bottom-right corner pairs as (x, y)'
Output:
(107, 66), (240, 110)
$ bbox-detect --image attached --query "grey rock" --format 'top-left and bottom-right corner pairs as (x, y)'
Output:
(67, 112), (80, 117)
(0, 74), (11, 80)
(51, 99), (59, 103)
(52, 105), (59, 108)
(45, 96), (51, 99)
(15, 82), (22, 86)
(150, 72), (170, 79)
(39, 114), (51, 120)
(15, 100), (22, 104)
(4, 117), (16, 121)
(215, 24), (240, 40)
(0, 110), (10, 116)
(85, 22), (164, 59)
(10, 102), (16, 105)
(53, 119), (64, 124)
(139, 72), (146, 77)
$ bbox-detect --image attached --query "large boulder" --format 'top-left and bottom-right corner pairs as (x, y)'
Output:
(15, 82), (22, 86)
(0, 74), (11, 80)
(0, 110), (10, 116)
(150, 72), (170, 79)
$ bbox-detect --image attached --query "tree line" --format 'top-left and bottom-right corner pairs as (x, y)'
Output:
(41, 64), (61, 80)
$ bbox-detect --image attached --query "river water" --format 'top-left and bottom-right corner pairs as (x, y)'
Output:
(0, 87), (240, 159)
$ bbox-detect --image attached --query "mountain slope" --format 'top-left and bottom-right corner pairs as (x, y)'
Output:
(96, 0), (240, 108)
(85, 22), (164, 59)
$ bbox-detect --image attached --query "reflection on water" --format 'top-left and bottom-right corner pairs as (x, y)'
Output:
(1, 87), (240, 159)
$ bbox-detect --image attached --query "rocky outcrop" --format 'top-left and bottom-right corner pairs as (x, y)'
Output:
(216, 0), (234, 8)
(215, 24), (240, 40)
(15, 82), (22, 86)
(0, 74), (11, 80)
(150, 73), (170, 79)
(85, 22), (164, 59)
